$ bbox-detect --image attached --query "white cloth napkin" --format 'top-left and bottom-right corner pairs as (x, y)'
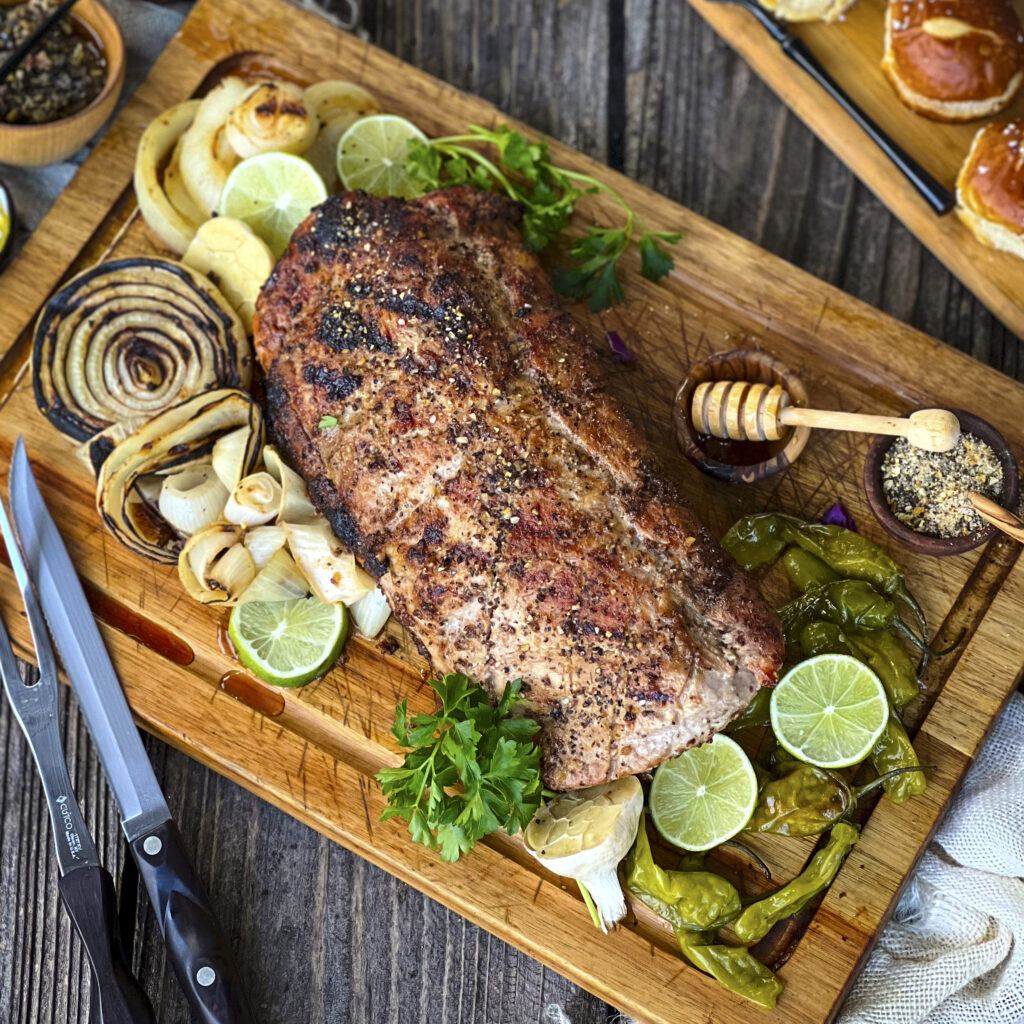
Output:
(838, 692), (1024, 1024)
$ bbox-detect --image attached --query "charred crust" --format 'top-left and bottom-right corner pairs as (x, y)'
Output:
(318, 305), (394, 354)
(302, 363), (362, 400)
(306, 474), (389, 578)
(393, 251), (424, 271)
(379, 294), (435, 320)
(345, 279), (372, 298)
(263, 374), (292, 422)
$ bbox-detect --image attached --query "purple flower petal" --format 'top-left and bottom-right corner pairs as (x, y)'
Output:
(607, 330), (637, 363)
(820, 502), (857, 532)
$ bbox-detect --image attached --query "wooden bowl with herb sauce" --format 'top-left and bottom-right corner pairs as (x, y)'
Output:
(0, 0), (124, 167)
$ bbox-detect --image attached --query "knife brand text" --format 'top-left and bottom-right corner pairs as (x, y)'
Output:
(56, 795), (82, 860)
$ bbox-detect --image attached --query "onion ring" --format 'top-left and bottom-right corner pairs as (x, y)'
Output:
(34, 257), (251, 441)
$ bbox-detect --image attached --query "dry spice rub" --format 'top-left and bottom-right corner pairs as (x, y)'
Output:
(881, 433), (1003, 538)
(0, 0), (106, 125)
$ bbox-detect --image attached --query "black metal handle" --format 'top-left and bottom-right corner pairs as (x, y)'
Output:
(58, 866), (156, 1024)
(131, 820), (254, 1024)
(780, 36), (955, 215)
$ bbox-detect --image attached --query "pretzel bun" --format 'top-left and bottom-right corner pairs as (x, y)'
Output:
(956, 120), (1024, 259)
(882, 0), (1024, 121)
(757, 0), (856, 23)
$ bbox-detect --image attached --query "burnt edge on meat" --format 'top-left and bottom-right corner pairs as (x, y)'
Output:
(254, 186), (784, 789)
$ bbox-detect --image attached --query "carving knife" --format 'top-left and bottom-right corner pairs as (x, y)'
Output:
(0, 493), (155, 1024)
(701, 0), (955, 215)
(9, 437), (254, 1024)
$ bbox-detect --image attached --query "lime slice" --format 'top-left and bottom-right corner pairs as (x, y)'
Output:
(770, 654), (888, 769)
(337, 114), (427, 199)
(228, 598), (348, 687)
(218, 152), (328, 257)
(648, 735), (758, 851)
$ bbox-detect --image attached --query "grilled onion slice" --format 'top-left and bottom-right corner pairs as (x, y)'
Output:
(97, 388), (264, 563)
(350, 586), (391, 638)
(236, 548), (310, 605)
(223, 472), (282, 527)
(178, 523), (256, 605)
(158, 463), (230, 536)
(243, 524), (287, 569)
(263, 445), (319, 522)
(164, 138), (207, 227)
(180, 77), (247, 216)
(303, 82), (379, 190)
(284, 520), (376, 605)
(225, 81), (318, 159)
(134, 100), (202, 253)
(182, 217), (274, 333)
(33, 257), (252, 441)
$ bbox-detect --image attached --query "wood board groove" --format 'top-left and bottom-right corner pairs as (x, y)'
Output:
(0, 0), (1022, 1021)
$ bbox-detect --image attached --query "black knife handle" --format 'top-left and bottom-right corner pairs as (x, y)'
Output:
(58, 866), (156, 1024)
(131, 821), (254, 1024)
(780, 36), (955, 215)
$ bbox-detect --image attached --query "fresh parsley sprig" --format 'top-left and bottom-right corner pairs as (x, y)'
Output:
(405, 125), (681, 312)
(376, 673), (543, 862)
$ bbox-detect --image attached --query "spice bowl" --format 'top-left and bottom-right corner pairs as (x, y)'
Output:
(863, 409), (1020, 556)
(674, 348), (811, 483)
(0, 0), (125, 167)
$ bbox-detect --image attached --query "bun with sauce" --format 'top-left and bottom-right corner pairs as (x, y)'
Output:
(757, 0), (856, 22)
(956, 120), (1024, 259)
(882, 0), (1024, 121)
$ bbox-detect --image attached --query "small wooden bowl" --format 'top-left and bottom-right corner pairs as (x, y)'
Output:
(863, 409), (1020, 556)
(0, 0), (125, 167)
(673, 349), (811, 483)
(0, 178), (13, 271)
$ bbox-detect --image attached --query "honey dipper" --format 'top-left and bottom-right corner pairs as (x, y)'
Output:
(690, 381), (960, 453)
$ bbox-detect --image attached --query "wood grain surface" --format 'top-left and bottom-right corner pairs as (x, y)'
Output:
(1, 2), (1022, 1023)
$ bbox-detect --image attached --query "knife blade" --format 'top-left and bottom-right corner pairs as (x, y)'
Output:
(9, 438), (254, 1024)
(0, 491), (155, 1024)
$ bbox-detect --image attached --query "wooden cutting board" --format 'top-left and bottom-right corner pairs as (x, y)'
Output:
(686, 0), (1024, 340)
(1, 0), (1023, 1021)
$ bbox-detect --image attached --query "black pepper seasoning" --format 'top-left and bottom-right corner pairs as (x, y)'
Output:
(0, 0), (106, 125)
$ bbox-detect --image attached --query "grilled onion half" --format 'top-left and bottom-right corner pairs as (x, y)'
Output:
(34, 257), (251, 442)
(134, 99), (202, 253)
(97, 388), (264, 563)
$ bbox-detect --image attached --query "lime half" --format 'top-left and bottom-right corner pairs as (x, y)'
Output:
(218, 152), (328, 256)
(648, 735), (758, 851)
(770, 654), (888, 769)
(337, 114), (427, 199)
(228, 598), (348, 688)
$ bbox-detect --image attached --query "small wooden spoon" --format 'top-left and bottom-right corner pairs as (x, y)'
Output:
(968, 492), (1024, 543)
(691, 381), (961, 453)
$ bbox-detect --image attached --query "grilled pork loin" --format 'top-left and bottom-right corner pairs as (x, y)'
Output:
(254, 186), (784, 789)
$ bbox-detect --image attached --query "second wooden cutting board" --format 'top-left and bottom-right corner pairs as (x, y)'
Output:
(688, 0), (1024, 340)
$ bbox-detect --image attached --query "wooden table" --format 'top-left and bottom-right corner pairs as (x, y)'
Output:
(0, 1), (1019, 1021)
